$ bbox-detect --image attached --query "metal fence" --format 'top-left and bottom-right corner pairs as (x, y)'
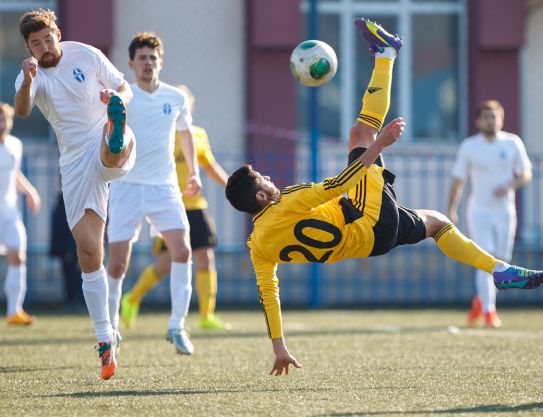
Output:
(4, 140), (543, 308)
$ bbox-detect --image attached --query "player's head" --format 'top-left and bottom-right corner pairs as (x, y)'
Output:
(128, 32), (164, 84)
(0, 102), (15, 138)
(225, 164), (280, 215)
(475, 100), (504, 136)
(19, 8), (62, 68)
(177, 84), (196, 115)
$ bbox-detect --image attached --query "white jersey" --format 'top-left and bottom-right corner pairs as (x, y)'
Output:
(0, 135), (22, 209)
(119, 82), (192, 186)
(451, 131), (532, 213)
(14, 41), (125, 166)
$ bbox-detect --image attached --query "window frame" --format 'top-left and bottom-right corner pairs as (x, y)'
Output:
(302, 0), (467, 143)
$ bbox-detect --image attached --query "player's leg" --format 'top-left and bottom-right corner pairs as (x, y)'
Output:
(106, 181), (144, 331)
(121, 239), (170, 329)
(106, 240), (133, 331)
(417, 209), (543, 290)
(162, 228), (194, 355)
(189, 209), (231, 330)
(349, 18), (402, 153)
(467, 209), (496, 326)
(71, 210), (119, 380)
(4, 216), (34, 325)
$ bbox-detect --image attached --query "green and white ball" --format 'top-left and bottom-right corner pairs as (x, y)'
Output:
(290, 40), (338, 87)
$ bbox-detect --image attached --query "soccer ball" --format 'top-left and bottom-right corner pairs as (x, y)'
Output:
(290, 40), (338, 87)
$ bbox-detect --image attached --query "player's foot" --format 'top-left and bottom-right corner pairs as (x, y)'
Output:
(467, 296), (482, 326)
(97, 334), (120, 380)
(485, 310), (502, 328)
(493, 265), (543, 290)
(120, 294), (139, 329)
(166, 328), (194, 355)
(354, 18), (403, 56)
(6, 310), (36, 326)
(200, 316), (232, 330)
(106, 95), (126, 154)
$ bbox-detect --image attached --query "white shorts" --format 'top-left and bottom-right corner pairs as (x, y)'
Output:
(107, 181), (189, 243)
(0, 206), (26, 253)
(467, 208), (516, 261)
(61, 129), (136, 230)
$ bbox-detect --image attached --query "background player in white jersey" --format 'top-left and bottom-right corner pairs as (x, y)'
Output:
(106, 33), (201, 355)
(121, 85), (231, 331)
(0, 103), (41, 325)
(14, 9), (135, 380)
(448, 100), (532, 328)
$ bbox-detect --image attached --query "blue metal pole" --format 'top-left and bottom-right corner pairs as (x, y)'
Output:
(308, 0), (321, 308)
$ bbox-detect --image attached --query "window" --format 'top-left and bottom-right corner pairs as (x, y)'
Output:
(301, 0), (466, 143)
(0, 2), (55, 141)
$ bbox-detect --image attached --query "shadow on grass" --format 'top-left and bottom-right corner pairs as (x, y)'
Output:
(0, 365), (78, 374)
(43, 386), (333, 398)
(0, 326), (453, 347)
(314, 402), (543, 416)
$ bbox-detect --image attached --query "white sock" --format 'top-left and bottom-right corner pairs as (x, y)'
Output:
(492, 261), (510, 273)
(168, 261), (192, 330)
(82, 266), (113, 343)
(476, 270), (496, 313)
(107, 272), (125, 331)
(375, 47), (397, 59)
(4, 265), (26, 316)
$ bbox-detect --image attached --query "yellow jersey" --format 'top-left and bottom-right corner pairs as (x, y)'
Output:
(175, 125), (216, 210)
(248, 160), (387, 339)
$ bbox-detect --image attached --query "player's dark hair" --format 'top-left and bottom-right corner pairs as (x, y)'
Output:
(128, 32), (164, 60)
(19, 8), (59, 41)
(225, 165), (263, 215)
(476, 100), (504, 119)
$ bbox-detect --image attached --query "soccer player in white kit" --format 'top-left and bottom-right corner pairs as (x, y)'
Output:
(0, 103), (41, 326)
(448, 100), (532, 328)
(14, 9), (136, 380)
(106, 32), (201, 355)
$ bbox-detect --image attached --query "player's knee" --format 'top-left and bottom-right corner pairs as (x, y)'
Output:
(425, 211), (452, 237)
(108, 259), (128, 278)
(349, 122), (377, 151)
(170, 244), (191, 263)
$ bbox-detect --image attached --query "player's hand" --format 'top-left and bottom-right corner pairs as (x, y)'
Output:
(377, 117), (405, 147)
(184, 174), (202, 197)
(26, 190), (41, 214)
(21, 57), (38, 84)
(270, 352), (302, 376)
(494, 185), (510, 198)
(100, 89), (118, 104)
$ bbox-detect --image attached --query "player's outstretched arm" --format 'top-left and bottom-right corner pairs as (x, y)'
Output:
(15, 171), (41, 214)
(270, 337), (302, 376)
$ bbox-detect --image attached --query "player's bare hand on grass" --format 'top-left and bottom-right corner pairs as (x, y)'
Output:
(270, 337), (302, 376)
(377, 117), (405, 147)
(21, 57), (38, 83)
(270, 353), (302, 376)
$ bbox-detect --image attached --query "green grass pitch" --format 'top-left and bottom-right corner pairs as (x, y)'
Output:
(1, 309), (543, 416)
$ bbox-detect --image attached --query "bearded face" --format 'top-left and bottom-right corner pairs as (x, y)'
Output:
(26, 27), (62, 69)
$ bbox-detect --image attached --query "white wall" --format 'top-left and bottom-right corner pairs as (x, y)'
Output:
(111, 0), (245, 155)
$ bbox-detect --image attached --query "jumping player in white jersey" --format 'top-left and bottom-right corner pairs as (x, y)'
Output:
(0, 103), (41, 326)
(106, 32), (200, 355)
(448, 100), (532, 328)
(14, 9), (136, 380)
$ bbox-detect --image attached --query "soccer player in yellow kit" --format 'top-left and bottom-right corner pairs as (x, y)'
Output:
(225, 18), (543, 376)
(121, 85), (231, 330)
